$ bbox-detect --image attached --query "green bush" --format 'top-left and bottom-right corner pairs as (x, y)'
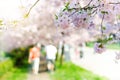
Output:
(0, 59), (13, 77)
(0, 62), (29, 80)
(9, 46), (32, 67)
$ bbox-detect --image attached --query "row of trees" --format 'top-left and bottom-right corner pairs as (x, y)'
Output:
(0, 0), (119, 59)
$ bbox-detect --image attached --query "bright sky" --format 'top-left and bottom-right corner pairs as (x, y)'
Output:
(0, 0), (44, 21)
(0, 0), (23, 20)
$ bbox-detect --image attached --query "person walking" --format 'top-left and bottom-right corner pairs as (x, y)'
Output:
(45, 44), (57, 72)
(28, 45), (41, 74)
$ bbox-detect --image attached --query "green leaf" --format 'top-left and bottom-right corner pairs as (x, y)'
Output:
(23, 13), (29, 18)
(118, 15), (120, 19)
(108, 34), (113, 41)
(102, 26), (106, 30)
(55, 15), (58, 20)
(63, 2), (70, 11)
(108, 37), (113, 41)
(65, 2), (70, 8)
(98, 43), (103, 48)
(0, 19), (3, 25)
(97, 38), (109, 44)
(101, 11), (108, 14)
(97, 38), (103, 43)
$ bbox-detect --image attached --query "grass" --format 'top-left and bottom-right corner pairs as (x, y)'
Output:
(86, 42), (120, 50)
(106, 43), (120, 50)
(0, 66), (28, 80)
(51, 62), (108, 80)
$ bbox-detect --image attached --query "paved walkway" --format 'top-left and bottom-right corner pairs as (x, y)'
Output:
(71, 47), (120, 80)
(27, 72), (51, 80)
(27, 47), (119, 80)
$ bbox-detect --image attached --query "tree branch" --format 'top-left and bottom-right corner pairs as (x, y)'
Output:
(67, 4), (100, 17)
(109, 2), (120, 4)
(84, 0), (93, 8)
(101, 14), (104, 36)
(91, 9), (98, 17)
(68, 10), (77, 17)
(27, 0), (40, 16)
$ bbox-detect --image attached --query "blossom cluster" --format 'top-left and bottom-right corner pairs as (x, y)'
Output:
(94, 42), (106, 53)
(55, 0), (120, 53)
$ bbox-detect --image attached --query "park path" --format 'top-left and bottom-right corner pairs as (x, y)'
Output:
(71, 47), (120, 80)
(27, 54), (51, 80)
(27, 72), (51, 80)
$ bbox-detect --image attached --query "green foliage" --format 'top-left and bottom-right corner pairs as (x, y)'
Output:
(118, 15), (120, 19)
(106, 43), (120, 50)
(0, 19), (3, 25)
(55, 14), (58, 20)
(41, 47), (46, 56)
(86, 42), (94, 47)
(0, 54), (29, 80)
(24, 13), (29, 18)
(101, 11), (108, 14)
(52, 62), (108, 80)
(8, 45), (33, 67)
(96, 35), (114, 44)
(0, 59), (13, 77)
(0, 51), (6, 61)
(86, 42), (120, 50)
(0, 65), (28, 80)
(63, 2), (70, 11)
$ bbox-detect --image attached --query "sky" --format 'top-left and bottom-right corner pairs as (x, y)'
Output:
(0, 0), (22, 20)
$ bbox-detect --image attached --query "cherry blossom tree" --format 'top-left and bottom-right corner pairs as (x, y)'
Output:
(0, 0), (66, 51)
(0, 0), (119, 59)
(55, 0), (120, 54)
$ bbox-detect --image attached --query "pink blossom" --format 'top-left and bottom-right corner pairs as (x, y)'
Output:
(98, 4), (115, 23)
(98, 10), (115, 23)
(115, 52), (120, 60)
(115, 32), (120, 41)
(87, 21), (95, 30)
(94, 43), (106, 54)
(113, 4), (120, 15)
(69, 0), (80, 8)
(55, 15), (71, 29)
(115, 23), (120, 31)
(71, 12), (89, 28)
(103, 23), (114, 35)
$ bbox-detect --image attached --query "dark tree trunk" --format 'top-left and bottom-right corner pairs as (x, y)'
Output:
(60, 44), (64, 66)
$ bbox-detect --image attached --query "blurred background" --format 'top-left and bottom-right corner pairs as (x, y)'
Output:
(0, 0), (120, 80)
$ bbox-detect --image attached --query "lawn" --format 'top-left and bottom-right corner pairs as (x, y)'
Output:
(51, 62), (108, 80)
(86, 42), (120, 50)
(0, 66), (28, 80)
